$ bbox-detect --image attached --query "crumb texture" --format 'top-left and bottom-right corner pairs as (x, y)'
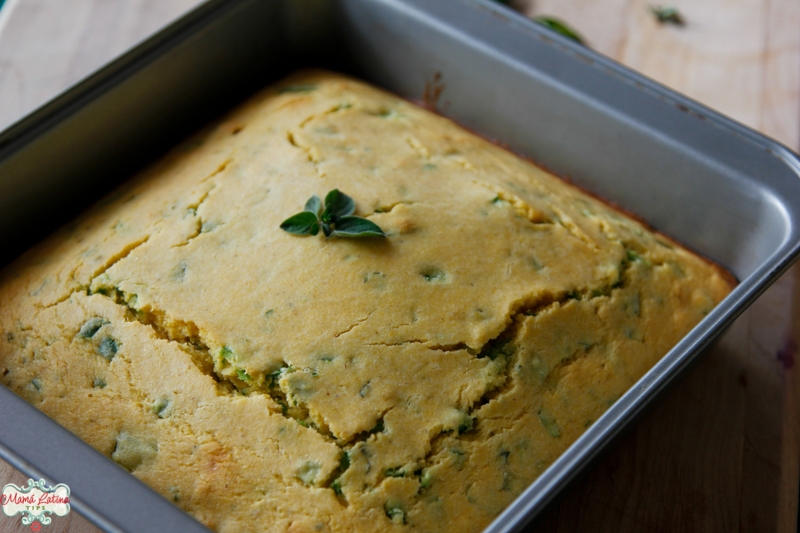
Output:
(0, 71), (732, 533)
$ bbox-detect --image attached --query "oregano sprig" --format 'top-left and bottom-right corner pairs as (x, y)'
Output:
(280, 189), (386, 238)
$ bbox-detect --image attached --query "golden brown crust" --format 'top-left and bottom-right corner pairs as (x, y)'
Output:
(410, 104), (737, 293)
(0, 70), (732, 533)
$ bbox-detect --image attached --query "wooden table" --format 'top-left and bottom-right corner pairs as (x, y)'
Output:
(0, 1), (798, 532)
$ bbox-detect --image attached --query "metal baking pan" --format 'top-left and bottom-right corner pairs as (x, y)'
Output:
(1, 0), (799, 531)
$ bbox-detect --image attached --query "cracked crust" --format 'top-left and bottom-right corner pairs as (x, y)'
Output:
(0, 71), (733, 533)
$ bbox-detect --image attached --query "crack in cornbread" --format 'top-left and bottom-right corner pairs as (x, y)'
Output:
(0, 71), (732, 533)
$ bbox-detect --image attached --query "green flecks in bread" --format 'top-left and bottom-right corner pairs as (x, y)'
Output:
(0, 71), (733, 533)
(112, 430), (157, 472)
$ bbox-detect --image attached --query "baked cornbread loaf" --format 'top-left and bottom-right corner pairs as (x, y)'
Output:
(0, 71), (733, 533)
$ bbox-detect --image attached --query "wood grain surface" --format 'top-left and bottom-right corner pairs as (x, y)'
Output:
(0, 0), (799, 532)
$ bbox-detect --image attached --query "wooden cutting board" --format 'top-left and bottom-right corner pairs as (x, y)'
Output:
(0, 0), (798, 532)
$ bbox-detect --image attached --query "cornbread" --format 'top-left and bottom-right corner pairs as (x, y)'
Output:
(0, 71), (733, 533)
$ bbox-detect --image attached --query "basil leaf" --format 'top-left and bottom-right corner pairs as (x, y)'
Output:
(533, 16), (584, 45)
(280, 211), (320, 235)
(304, 195), (322, 217)
(324, 189), (356, 221)
(322, 222), (332, 237)
(332, 216), (386, 238)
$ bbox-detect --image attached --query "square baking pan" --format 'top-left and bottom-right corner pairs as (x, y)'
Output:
(1, 0), (800, 532)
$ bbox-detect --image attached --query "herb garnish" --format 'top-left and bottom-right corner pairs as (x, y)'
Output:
(533, 16), (585, 45)
(280, 189), (386, 238)
(649, 5), (685, 25)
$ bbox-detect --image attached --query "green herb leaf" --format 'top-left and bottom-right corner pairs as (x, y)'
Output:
(385, 503), (406, 525)
(419, 469), (433, 489)
(98, 337), (118, 361)
(458, 415), (474, 434)
(152, 398), (171, 418)
(538, 410), (562, 438)
(220, 346), (235, 361)
(280, 211), (320, 235)
(280, 189), (385, 239)
(322, 189), (356, 223)
(339, 451), (351, 472)
(533, 16), (585, 45)
(332, 216), (386, 238)
(304, 195), (322, 217)
(649, 5), (684, 25)
(77, 317), (107, 339)
(385, 466), (405, 478)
